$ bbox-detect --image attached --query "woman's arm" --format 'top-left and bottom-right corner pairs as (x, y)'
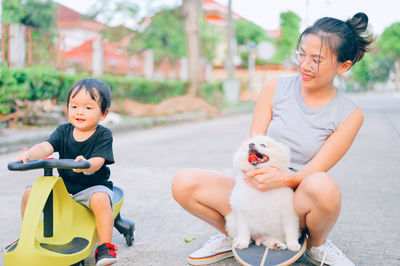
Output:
(291, 107), (364, 186)
(246, 107), (364, 191)
(249, 79), (277, 135)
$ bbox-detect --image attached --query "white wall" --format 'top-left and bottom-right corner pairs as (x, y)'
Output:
(58, 28), (101, 51)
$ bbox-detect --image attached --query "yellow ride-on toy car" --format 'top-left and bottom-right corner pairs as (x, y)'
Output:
(4, 159), (135, 266)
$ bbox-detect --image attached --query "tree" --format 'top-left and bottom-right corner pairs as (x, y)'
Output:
(2, 0), (24, 24)
(126, 7), (217, 64)
(379, 22), (400, 90)
(274, 11), (301, 64)
(2, 0), (55, 30)
(21, 0), (55, 30)
(182, 0), (202, 95)
(87, 0), (139, 29)
(89, 0), (213, 95)
(350, 53), (372, 90)
(235, 19), (272, 67)
(235, 19), (268, 46)
(137, 9), (186, 59)
(198, 19), (220, 62)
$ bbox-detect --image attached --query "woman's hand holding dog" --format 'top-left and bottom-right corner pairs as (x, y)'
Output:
(243, 167), (293, 192)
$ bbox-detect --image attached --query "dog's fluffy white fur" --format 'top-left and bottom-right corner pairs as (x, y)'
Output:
(225, 135), (300, 251)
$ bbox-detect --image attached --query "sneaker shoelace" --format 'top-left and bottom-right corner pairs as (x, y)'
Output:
(318, 239), (345, 266)
(202, 234), (230, 251)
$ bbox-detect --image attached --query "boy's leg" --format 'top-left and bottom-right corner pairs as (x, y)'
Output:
(73, 186), (117, 266)
(89, 192), (114, 244)
(21, 186), (32, 218)
(72, 186), (114, 244)
(89, 191), (118, 266)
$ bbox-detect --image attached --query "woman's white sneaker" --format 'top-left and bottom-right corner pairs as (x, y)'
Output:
(305, 239), (355, 266)
(188, 233), (233, 265)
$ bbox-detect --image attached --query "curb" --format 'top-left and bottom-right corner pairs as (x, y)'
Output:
(0, 106), (254, 155)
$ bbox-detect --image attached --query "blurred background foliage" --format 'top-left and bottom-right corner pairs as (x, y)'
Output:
(0, 64), (223, 114)
(3, 0), (55, 30)
(1, 0), (400, 116)
(273, 11), (301, 64)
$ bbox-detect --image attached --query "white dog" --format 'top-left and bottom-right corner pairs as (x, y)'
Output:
(225, 135), (300, 251)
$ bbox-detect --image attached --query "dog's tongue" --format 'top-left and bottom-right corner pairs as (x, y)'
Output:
(248, 154), (260, 164)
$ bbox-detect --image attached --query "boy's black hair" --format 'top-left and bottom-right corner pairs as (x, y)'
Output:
(67, 78), (112, 114)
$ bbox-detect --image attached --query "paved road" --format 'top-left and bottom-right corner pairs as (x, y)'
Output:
(1, 93), (399, 265)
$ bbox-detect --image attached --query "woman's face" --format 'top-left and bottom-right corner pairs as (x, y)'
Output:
(296, 33), (350, 90)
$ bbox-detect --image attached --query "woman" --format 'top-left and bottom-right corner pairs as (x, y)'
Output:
(172, 12), (373, 266)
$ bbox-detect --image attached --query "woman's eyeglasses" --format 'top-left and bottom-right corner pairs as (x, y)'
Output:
(293, 50), (328, 73)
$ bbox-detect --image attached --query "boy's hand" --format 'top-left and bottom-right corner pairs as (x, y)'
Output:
(15, 151), (30, 163)
(73, 155), (86, 173)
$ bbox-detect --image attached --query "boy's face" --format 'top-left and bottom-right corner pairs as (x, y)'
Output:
(68, 87), (108, 132)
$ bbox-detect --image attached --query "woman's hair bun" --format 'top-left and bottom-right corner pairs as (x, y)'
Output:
(345, 12), (374, 64)
(346, 12), (369, 33)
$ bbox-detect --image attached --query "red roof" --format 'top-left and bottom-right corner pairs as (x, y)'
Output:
(57, 4), (82, 23)
(57, 3), (103, 31)
(202, 0), (243, 27)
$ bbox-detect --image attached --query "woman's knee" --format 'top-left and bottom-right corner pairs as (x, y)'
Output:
(300, 172), (342, 212)
(172, 168), (198, 202)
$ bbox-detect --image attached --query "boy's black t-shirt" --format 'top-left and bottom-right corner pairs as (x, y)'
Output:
(47, 123), (114, 195)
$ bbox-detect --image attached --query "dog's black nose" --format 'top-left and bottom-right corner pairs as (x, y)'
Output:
(249, 143), (255, 149)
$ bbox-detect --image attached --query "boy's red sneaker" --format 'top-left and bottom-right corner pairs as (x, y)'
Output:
(95, 243), (118, 266)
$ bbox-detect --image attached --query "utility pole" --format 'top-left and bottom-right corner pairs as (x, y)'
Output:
(222, 0), (240, 104)
(226, 0), (234, 79)
(305, 0), (309, 27)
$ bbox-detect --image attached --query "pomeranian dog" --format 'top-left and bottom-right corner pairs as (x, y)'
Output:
(225, 135), (300, 251)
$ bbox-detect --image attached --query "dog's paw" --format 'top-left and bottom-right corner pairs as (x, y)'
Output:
(254, 235), (264, 246)
(286, 241), (301, 251)
(264, 239), (286, 250)
(234, 238), (250, 249)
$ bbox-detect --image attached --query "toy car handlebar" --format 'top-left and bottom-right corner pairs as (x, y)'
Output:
(8, 159), (91, 171)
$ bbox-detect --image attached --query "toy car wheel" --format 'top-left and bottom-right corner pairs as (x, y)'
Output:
(125, 234), (134, 246)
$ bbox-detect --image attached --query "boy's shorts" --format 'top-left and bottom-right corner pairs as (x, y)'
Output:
(72, 185), (114, 210)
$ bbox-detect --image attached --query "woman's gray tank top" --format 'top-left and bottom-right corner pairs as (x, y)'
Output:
(266, 75), (357, 171)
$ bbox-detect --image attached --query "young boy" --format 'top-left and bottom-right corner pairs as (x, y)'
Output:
(14, 78), (118, 266)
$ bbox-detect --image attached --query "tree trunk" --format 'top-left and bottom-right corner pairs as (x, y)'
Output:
(182, 0), (202, 96)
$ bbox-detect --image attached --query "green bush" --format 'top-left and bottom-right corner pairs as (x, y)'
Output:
(0, 65), (193, 114)
(0, 64), (29, 114)
(101, 75), (187, 103)
(199, 82), (223, 106)
(25, 67), (60, 100)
